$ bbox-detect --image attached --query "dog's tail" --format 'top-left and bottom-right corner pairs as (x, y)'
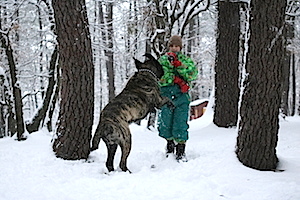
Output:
(90, 121), (115, 151)
(90, 123), (105, 151)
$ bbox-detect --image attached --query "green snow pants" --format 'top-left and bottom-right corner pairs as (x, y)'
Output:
(158, 85), (190, 143)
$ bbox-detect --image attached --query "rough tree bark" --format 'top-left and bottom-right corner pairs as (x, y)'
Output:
(214, 1), (240, 128)
(52, 0), (94, 160)
(236, 0), (286, 170)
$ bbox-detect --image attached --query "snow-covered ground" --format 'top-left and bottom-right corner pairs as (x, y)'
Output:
(1, 109), (299, 200)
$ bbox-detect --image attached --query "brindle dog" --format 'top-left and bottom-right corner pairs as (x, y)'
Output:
(90, 53), (173, 173)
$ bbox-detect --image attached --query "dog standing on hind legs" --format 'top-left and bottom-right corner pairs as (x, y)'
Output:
(90, 53), (174, 173)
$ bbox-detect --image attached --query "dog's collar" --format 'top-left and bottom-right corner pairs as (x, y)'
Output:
(138, 69), (159, 81)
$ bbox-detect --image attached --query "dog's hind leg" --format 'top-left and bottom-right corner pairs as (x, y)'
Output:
(106, 143), (118, 172)
(119, 135), (132, 173)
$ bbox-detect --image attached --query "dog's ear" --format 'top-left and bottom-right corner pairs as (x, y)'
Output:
(134, 58), (144, 70)
(144, 53), (156, 61)
(144, 53), (161, 67)
(144, 53), (162, 70)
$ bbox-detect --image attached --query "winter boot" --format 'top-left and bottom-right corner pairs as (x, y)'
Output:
(166, 140), (175, 157)
(176, 143), (187, 162)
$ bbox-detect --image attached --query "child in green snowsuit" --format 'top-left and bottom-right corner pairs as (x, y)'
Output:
(158, 35), (198, 161)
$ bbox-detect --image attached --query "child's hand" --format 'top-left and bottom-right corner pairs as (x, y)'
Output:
(174, 76), (190, 93)
(180, 84), (190, 93)
(166, 52), (177, 64)
(166, 52), (181, 67)
(166, 52), (177, 60)
(172, 60), (182, 67)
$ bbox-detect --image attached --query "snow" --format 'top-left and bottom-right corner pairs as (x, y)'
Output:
(0, 67), (5, 76)
(1, 108), (300, 200)
(190, 98), (209, 106)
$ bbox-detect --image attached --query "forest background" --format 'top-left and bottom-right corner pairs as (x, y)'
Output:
(0, 0), (299, 170)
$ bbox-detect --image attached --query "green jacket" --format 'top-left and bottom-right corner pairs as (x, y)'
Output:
(158, 52), (198, 87)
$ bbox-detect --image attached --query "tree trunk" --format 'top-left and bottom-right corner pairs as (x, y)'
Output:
(96, 1), (105, 110)
(46, 63), (60, 133)
(0, 33), (26, 141)
(0, 75), (6, 138)
(38, 2), (45, 99)
(105, 3), (115, 101)
(281, 51), (290, 116)
(290, 53), (296, 116)
(281, 17), (295, 116)
(52, 0), (94, 160)
(213, 1), (240, 128)
(236, 0), (286, 170)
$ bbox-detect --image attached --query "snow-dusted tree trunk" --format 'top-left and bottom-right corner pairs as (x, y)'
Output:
(0, 33), (26, 141)
(285, 1), (300, 116)
(52, 0), (94, 159)
(281, 6), (296, 117)
(290, 55), (296, 115)
(0, 2), (26, 140)
(236, 0), (286, 170)
(213, 1), (240, 128)
(0, 74), (8, 137)
(104, 2), (115, 101)
(93, 1), (105, 111)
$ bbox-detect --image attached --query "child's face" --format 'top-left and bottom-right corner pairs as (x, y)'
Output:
(169, 45), (181, 53)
